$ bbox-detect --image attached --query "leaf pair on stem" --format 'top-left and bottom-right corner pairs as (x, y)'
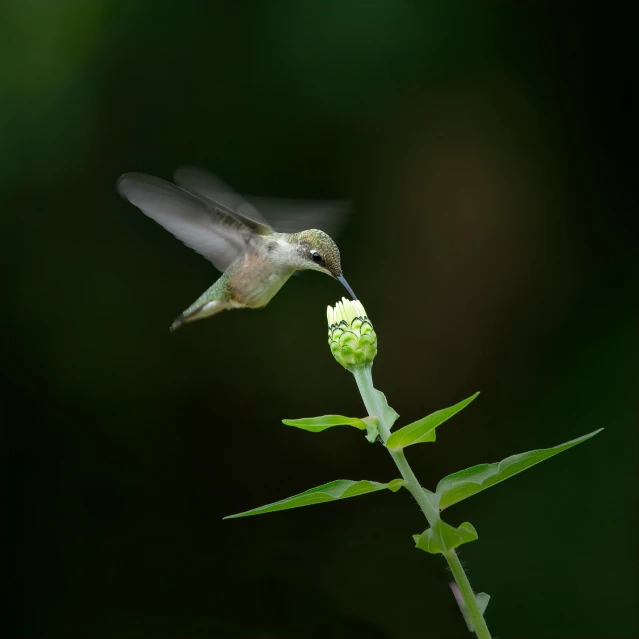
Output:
(225, 391), (601, 530)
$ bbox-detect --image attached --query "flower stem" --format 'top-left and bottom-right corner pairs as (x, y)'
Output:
(352, 364), (492, 639)
(389, 447), (440, 524)
(446, 548), (492, 639)
(352, 364), (392, 441)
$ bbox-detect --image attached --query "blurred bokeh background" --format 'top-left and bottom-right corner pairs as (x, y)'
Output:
(2, 2), (637, 638)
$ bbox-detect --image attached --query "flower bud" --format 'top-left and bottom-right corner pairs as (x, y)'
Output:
(327, 298), (377, 369)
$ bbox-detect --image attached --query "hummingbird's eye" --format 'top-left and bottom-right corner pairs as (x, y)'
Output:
(311, 250), (323, 264)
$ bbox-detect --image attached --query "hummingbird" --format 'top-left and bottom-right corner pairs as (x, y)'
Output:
(117, 167), (357, 331)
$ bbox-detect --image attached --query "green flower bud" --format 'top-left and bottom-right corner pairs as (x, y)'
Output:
(327, 298), (377, 369)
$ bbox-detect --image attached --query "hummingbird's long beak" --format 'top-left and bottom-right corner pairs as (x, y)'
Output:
(336, 274), (357, 300)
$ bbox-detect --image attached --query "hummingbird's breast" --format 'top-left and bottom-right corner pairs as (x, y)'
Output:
(229, 242), (296, 308)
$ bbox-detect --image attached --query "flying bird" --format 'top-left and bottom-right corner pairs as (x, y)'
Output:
(117, 167), (356, 330)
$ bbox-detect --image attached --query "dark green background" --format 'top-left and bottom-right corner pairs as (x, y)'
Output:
(2, 2), (637, 638)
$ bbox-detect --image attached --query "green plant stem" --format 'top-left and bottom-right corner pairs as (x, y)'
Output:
(352, 364), (492, 639)
(389, 447), (440, 523)
(353, 364), (393, 441)
(445, 548), (491, 639)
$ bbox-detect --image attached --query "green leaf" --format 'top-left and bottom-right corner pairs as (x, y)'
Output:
(454, 590), (490, 633)
(362, 417), (380, 443)
(387, 478), (405, 491)
(434, 429), (603, 511)
(476, 593), (490, 615)
(373, 388), (399, 429)
(282, 415), (367, 433)
(386, 393), (479, 450)
(224, 479), (404, 519)
(413, 520), (478, 554)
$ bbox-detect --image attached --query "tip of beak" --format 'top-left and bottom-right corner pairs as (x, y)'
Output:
(336, 274), (357, 300)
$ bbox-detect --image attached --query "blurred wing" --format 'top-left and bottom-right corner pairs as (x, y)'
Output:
(173, 166), (271, 231)
(246, 196), (351, 237)
(174, 166), (351, 238)
(117, 173), (251, 272)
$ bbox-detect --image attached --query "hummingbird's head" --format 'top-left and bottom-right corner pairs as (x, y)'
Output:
(296, 229), (357, 299)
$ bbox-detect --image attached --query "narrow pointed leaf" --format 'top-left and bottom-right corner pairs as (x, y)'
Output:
(282, 415), (367, 433)
(387, 393), (479, 450)
(435, 429), (603, 511)
(413, 520), (478, 554)
(224, 479), (403, 519)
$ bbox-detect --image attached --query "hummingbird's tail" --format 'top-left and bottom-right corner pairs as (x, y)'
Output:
(169, 299), (228, 331)
(170, 314), (187, 332)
